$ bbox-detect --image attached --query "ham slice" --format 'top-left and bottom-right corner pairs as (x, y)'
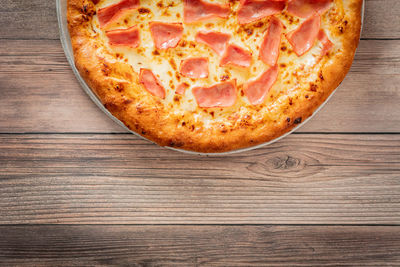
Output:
(193, 80), (237, 108)
(176, 83), (189, 95)
(237, 0), (286, 25)
(195, 31), (231, 56)
(259, 16), (283, 66)
(318, 29), (333, 56)
(97, 0), (140, 28)
(149, 22), (184, 50)
(139, 69), (166, 99)
(184, 0), (230, 23)
(106, 26), (140, 48)
(244, 65), (278, 105)
(180, 58), (209, 79)
(220, 44), (252, 68)
(287, 0), (332, 19)
(286, 14), (321, 56)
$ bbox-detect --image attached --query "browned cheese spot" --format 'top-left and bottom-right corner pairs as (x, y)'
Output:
(138, 8), (150, 14)
(169, 58), (177, 70)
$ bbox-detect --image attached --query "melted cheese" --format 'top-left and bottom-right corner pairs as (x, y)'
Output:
(91, 0), (342, 126)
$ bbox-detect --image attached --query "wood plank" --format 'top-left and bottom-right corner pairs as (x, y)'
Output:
(1, 39), (399, 133)
(0, 225), (400, 266)
(0, 0), (59, 40)
(0, 134), (399, 224)
(0, 0), (399, 40)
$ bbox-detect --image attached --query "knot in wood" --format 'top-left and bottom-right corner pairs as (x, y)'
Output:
(269, 155), (300, 170)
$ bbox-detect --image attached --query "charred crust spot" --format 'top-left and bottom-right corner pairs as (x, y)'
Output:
(294, 117), (302, 124)
(310, 83), (317, 92)
(141, 130), (147, 135)
(104, 102), (118, 111)
(152, 50), (160, 56)
(210, 111), (215, 118)
(280, 63), (287, 68)
(157, 1), (163, 8)
(82, 5), (88, 13)
(136, 105), (144, 114)
(123, 99), (133, 105)
(305, 95), (309, 99)
(319, 71), (324, 81)
(287, 117), (291, 122)
(101, 63), (110, 76)
(115, 84), (124, 92)
(280, 46), (287, 52)
(338, 26), (344, 33)
(289, 98), (293, 105)
(169, 140), (184, 148)
(181, 121), (186, 126)
(174, 96), (180, 102)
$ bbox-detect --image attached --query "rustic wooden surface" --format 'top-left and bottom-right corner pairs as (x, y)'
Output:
(0, 0), (399, 265)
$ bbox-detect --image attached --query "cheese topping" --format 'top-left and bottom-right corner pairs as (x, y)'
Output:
(91, 0), (340, 123)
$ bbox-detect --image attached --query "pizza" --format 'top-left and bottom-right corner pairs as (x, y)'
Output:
(67, 0), (363, 153)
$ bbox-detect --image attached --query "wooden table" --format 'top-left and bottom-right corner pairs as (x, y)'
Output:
(1, 1), (399, 265)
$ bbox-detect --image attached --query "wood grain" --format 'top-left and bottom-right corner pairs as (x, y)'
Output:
(1, 39), (399, 133)
(0, 0), (399, 40)
(0, 0), (399, 264)
(1, 225), (400, 266)
(0, 134), (399, 224)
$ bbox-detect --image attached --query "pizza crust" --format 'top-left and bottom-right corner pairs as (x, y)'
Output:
(67, 0), (363, 153)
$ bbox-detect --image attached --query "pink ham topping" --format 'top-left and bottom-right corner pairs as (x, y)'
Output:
(318, 29), (333, 56)
(106, 26), (140, 48)
(287, 0), (332, 19)
(259, 16), (283, 66)
(237, 0), (286, 25)
(184, 0), (230, 23)
(149, 22), (184, 50)
(176, 83), (189, 95)
(220, 44), (252, 68)
(244, 65), (278, 105)
(195, 31), (231, 56)
(97, 0), (140, 28)
(193, 81), (237, 108)
(286, 14), (321, 56)
(139, 69), (166, 99)
(180, 57), (209, 79)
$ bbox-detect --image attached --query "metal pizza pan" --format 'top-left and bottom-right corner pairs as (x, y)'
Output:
(57, 0), (364, 155)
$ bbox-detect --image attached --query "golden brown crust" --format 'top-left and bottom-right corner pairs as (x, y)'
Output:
(67, 0), (363, 153)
